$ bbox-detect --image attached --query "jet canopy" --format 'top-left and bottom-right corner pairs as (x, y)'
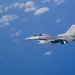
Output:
(34, 34), (42, 36)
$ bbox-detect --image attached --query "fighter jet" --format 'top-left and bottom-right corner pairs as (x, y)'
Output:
(25, 24), (75, 44)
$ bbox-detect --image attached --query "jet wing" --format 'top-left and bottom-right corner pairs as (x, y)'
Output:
(38, 39), (55, 44)
(38, 39), (68, 44)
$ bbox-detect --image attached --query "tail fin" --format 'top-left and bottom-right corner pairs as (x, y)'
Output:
(65, 24), (75, 36)
(58, 24), (75, 36)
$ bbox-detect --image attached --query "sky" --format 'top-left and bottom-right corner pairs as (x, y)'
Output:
(0, 0), (75, 75)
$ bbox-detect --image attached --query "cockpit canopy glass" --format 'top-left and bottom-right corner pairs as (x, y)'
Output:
(34, 34), (42, 36)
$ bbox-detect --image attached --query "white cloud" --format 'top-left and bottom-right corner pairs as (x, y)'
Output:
(0, 1), (37, 13)
(22, 18), (29, 22)
(56, 18), (61, 23)
(4, 7), (9, 11)
(0, 2), (25, 12)
(42, 0), (51, 3)
(12, 3), (20, 8)
(0, 5), (9, 12)
(11, 30), (22, 43)
(34, 7), (49, 16)
(25, 1), (34, 7)
(25, 1), (37, 12)
(54, 0), (64, 5)
(44, 51), (53, 56)
(11, 31), (22, 37)
(0, 14), (19, 28)
(9, 3), (20, 8)
(15, 31), (22, 36)
(18, 3), (25, 9)
(9, 3), (25, 9)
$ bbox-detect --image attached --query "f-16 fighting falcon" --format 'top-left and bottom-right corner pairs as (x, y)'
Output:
(25, 24), (75, 44)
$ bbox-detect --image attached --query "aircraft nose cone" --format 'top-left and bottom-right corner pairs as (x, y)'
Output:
(25, 38), (29, 40)
(25, 36), (38, 40)
(25, 37), (32, 40)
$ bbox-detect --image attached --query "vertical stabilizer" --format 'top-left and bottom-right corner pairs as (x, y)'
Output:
(65, 24), (75, 36)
